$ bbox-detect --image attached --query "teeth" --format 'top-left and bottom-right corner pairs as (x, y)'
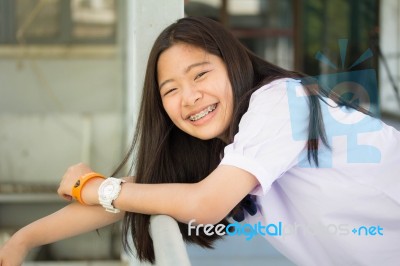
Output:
(189, 104), (217, 121)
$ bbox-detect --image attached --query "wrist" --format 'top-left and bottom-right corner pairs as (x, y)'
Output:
(81, 177), (104, 206)
(9, 228), (32, 253)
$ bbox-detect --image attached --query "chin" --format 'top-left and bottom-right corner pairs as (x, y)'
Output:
(179, 125), (226, 141)
(195, 131), (225, 141)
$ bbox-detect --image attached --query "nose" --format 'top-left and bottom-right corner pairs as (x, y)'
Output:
(182, 84), (202, 106)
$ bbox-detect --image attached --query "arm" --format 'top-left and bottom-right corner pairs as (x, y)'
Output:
(0, 202), (123, 266)
(63, 164), (259, 225)
(0, 162), (131, 265)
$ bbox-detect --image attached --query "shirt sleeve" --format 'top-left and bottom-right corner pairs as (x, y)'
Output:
(220, 78), (309, 196)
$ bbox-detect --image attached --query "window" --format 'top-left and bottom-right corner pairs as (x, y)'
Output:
(0, 0), (117, 45)
(185, 0), (294, 70)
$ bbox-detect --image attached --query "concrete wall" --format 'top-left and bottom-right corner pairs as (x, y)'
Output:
(0, 50), (123, 185)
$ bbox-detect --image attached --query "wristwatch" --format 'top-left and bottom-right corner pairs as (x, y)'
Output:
(98, 177), (126, 213)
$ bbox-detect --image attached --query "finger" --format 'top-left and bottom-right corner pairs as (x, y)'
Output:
(57, 187), (72, 201)
(63, 194), (73, 201)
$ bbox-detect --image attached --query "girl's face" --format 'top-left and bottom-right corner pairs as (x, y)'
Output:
(157, 43), (233, 141)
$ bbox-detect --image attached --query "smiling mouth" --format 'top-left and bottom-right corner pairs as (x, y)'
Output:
(189, 104), (217, 121)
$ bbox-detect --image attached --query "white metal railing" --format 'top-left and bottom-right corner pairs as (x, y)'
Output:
(127, 215), (191, 266)
(149, 215), (191, 266)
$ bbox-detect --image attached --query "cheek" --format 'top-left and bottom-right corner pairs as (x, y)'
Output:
(221, 80), (233, 107)
(162, 100), (178, 121)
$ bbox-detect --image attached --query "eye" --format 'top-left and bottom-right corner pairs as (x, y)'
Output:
(194, 71), (209, 80)
(163, 88), (177, 97)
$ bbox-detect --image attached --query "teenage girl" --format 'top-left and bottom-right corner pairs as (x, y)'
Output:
(1, 16), (399, 266)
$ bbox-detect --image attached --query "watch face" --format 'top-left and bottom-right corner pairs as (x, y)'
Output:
(100, 180), (119, 200)
(104, 184), (115, 195)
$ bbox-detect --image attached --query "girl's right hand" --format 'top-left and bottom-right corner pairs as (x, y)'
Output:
(0, 235), (29, 266)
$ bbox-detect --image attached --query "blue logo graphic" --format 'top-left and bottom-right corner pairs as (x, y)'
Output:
(226, 221), (282, 240)
(286, 39), (383, 167)
(351, 225), (384, 236)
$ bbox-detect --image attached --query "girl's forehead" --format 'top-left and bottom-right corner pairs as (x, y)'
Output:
(161, 43), (207, 58)
(157, 44), (212, 72)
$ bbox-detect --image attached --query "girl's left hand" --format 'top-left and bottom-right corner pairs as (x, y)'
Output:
(57, 163), (93, 201)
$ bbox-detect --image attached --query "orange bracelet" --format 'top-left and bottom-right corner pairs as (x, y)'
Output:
(72, 172), (106, 205)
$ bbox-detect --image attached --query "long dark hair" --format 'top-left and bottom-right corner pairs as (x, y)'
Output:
(113, 16), (351, 263)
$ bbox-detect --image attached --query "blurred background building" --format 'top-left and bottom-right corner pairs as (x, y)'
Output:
(0, 0), (399, 265)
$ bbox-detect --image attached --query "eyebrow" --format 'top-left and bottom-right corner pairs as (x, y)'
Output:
(159, 61), (211, 90)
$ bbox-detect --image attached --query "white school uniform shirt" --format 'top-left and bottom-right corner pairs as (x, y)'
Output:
(220, 78), (400, 266)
